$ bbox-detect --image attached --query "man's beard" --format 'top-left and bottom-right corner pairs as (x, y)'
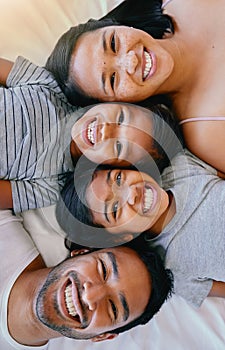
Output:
(35, 263), (91, 340)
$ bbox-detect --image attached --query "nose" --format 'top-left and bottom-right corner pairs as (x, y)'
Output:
(82, 281), (107, 311)
(114, 182), (138, 206)
(118, 50), (138, 75)
(127, 184), (138, 205)
(100, 122), (118, 141)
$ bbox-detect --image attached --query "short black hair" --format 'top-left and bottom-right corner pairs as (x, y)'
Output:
(112, 243), (173, 334)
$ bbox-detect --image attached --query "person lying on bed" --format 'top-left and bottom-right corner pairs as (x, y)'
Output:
(45, 0), (225, 176)
(0, 209), (172, 350)
(56, 149), (225, 308)
(0, 58), (181, 213)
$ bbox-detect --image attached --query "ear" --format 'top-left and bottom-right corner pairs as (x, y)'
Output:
(114, 233), (134, 244)
(70, 248), (90, 257)
(91, 333), (118, 342)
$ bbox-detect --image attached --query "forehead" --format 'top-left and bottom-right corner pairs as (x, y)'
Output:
(70, 28), (107, 98)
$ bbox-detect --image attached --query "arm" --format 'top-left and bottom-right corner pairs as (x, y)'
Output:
(0, 180), (13, 209)
(0, 58), (14, 86)
(208, 281), (225, 298)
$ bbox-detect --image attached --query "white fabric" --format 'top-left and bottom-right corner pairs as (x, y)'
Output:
(1, 0), (225, 349)
(22, 206), (225, 350)
(0, 210), (46, 350)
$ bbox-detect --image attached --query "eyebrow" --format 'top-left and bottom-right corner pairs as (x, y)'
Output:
(107, 252), (130, 322)
(101, 31), (107, 95)
(104, 170), (112, 223)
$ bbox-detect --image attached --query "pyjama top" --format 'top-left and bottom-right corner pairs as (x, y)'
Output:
(146, 149), (225, 307)
(0, 56), (80, 213)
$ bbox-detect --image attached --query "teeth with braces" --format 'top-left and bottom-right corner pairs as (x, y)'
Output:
(143, 51), (152, 79)
(87, 120), (96, 145)
(65, 284), (77, 318)
(143, 187), (153, 213)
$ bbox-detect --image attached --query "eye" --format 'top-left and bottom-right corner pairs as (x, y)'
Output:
(109, 299), (118, 321)
(118, 110), (124, 125)
(116, 171), (122, 186)
(116, 141), (122, 158)
(112, 201), (119, 220)
(100, 259), (107, 281)
(110, 72), (115, 90)
(110, 34), (116, 53)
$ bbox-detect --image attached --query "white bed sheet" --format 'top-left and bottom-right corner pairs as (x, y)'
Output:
(1, 0), (225, 349)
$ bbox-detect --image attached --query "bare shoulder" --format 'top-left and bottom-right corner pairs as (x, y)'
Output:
(182, 120), (225, 174)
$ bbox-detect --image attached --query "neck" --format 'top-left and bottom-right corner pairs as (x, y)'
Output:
(7, 256), (60, 346)
(149, 191), (175, 237)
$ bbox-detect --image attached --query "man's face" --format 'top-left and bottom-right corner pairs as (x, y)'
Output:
(36, 246), (151, 341)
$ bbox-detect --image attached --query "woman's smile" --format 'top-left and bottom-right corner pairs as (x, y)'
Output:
(142, 49), (157, 80)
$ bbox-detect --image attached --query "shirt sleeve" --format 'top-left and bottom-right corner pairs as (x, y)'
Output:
(6, 56), (60, 92)
(10, 177), (62, 213)
(172, 271), (213, 308)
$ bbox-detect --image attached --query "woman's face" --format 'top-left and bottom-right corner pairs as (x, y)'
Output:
(85, 169), (169, 235)
(72, 103), (154, 165)
(70, 26), (174, 102)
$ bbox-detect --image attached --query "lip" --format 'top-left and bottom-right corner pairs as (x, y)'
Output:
(142, 182), (158, 214)
(82, 118), (97, 147)
(142, 49), (157, 81)
(60, 278), (83, 326)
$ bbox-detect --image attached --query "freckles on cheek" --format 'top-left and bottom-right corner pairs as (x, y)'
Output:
(119, 82), (141, 101)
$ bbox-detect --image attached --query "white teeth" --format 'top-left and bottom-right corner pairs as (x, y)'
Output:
(143, 187), (153, 213)
(65, 284), (77, 318)
(143, 51), (152, 79)
(87, 120), (96, 145)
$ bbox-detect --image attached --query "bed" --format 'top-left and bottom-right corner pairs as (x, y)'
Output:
(1, 1), (225, 349)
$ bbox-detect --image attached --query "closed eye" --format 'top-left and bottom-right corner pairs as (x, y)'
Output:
(109, 299), (118, 321)
(100, 259), (107, 281)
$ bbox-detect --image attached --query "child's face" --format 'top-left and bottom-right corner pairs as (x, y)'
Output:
(72, 103), (154, 165)
(85, 169), (169, 235)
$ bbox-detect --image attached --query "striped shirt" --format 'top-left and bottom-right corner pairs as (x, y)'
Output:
(0, 56), (79, 213)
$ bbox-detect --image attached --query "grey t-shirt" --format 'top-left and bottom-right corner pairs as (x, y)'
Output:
(146, 149), (225, 307)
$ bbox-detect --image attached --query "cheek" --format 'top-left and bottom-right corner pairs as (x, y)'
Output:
(118, 81), (139, 100)
(95, 142), (115, 162)
(118, 80), (148, 102)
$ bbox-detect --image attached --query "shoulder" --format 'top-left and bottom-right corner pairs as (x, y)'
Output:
(182, 120), (225, 174)
(162, 148), (217, 186)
